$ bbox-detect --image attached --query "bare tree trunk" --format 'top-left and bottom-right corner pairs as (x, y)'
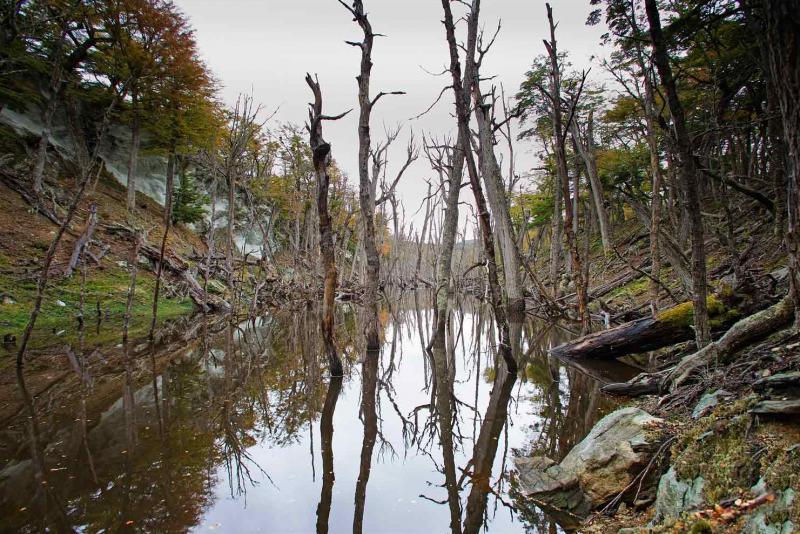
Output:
(756, 0), (800, 327)
(473, 87), (525, 312)
(549, 151), (564, 292)
(645, 0), (711, 347)
(569, 112), (611, 254)
(643, 70), (664, 316)
(64, 201), (97, 277)
(341, 0), (385, 350)
(32, 46), (65, 196)
(306, 73), (345, 376)
(126, 90), (140, 213)
(16, 92), (119, 367)
(545, 3), (590, 333)
(32, 88), (58, 195)
(440, 0), (516, 372)
(148, 152), (175, 341)
(226, 160), (236, 290)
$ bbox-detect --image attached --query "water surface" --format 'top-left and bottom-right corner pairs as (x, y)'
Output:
(0, 293), (639, 533)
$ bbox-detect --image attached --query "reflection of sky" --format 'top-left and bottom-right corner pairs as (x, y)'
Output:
(194, 314), (567, 534)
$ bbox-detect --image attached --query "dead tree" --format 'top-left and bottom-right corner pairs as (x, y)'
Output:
(305, 73), (349, 377)
(568, 111), (612, 254)
(440, 0), (515, 373)
(338, 0), (404, 349)
(148, 152), (176, 341)
(222, 95), (262, 293)
(472, 79), (526, 313)
(543, 3), (590, 333)
(644, 0), (711, 347)
(64, 202), (98, 278)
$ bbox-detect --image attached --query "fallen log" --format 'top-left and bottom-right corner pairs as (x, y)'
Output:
(602, 372), (666, 396)
(105, 222), (231, 313)
(549, 298), (732, 360)
(750, 399), (800, 416)
(550, 315), (686, 360)
(753, 371), (800, 394)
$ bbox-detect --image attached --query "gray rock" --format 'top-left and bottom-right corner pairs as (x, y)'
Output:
(515, 407), (663, 515)
(692, 389), (733, 419)
(651, 467), (705, 523)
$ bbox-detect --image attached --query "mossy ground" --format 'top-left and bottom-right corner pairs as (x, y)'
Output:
(0, 154), (204, 357)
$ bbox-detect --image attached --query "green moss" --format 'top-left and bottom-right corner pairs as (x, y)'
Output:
(0, 264), (195, 351)
(608, 277), (650, 300)
(656, 295), (727, 328)
(673, 399), (759, 504)
(760, 427), (800, 527)
(689, 519), (713, 533)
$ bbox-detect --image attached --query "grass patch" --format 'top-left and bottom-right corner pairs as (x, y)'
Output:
(0, 261), (195, 351)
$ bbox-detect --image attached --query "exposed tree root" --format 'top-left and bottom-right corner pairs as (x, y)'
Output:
(665, 296), (795, 389)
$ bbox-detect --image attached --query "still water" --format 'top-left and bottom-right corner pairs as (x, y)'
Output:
(0, 293), (638, 533)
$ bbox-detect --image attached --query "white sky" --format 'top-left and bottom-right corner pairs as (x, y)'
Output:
(175, 0), (609, 232)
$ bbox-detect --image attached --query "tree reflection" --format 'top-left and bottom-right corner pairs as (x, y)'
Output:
(0, 294), (623, 534)
(352, 346), (379, 534)
(315, 375), (342, 534)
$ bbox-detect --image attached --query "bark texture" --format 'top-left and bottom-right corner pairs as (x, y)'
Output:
(645, 0), (711, 347)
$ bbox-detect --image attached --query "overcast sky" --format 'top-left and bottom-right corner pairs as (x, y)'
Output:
(175, 0), (609, 232)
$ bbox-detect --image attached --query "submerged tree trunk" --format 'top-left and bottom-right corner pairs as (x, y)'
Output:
(342, 0), (384, 350)
(306, 73), (345, 376)
(473, 87), (525, 312)
(430, 0), (479, 351)
(441, 0), (515, 372)
(645, 0), (711, 347)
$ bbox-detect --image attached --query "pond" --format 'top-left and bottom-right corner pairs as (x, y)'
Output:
(0, 292), (640, 533)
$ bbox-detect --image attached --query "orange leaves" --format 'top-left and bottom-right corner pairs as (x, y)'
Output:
(690, 492), (776, 528)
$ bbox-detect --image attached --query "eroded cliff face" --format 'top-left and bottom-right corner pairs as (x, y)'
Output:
(0, 105), (266, 257)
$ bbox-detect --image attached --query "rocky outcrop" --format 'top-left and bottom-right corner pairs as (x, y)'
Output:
(515, 407), (665, 516)
(651, 466), (705, 523)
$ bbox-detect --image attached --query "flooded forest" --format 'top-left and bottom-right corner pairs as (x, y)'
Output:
(0, 0), (799, 533)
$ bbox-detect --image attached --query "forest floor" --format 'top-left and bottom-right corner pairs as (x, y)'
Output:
(0, 120), (212, 359)
(553, 214), (800, 533)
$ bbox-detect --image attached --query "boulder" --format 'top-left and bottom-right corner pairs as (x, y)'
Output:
(515, 407), (664, 515)
(651, 466), (705, 523)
